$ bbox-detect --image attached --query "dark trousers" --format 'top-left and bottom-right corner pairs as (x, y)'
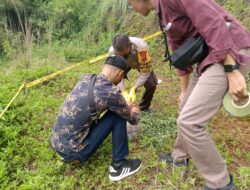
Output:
(61, 111), (129, 163)
(139, 72), (158, 110)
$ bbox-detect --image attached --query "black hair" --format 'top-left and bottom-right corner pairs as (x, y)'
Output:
(112, 34), (130, 53)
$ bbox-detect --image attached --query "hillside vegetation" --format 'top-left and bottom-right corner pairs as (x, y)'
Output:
(0, 0), (249, 189)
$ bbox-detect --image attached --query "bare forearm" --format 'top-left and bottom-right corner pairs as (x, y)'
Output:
(224, 53), (248, 101)
(180, 74), (190, 93)
(224, 54), (236, 65)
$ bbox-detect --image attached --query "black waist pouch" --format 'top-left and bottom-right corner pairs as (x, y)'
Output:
(170, 36), (209, 69)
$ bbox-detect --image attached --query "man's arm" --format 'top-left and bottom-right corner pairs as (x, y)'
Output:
(224, 54), (248, 101)
(178, 74), (190, 105)
(103, 86), (140, 125)
(134, 46), (152, 90)
(133, 72), (151, 90)
(132, 37), (152, 90)
(179, 0), (248, 101)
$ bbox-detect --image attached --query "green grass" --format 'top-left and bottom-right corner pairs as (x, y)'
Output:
(1, 0), (250, 188)
(1, 37), (249, 189)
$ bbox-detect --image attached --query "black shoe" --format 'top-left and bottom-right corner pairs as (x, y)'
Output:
(201, 174), (236, 190)
(158, 152), (189, 167)
(109, 159), (142, 181)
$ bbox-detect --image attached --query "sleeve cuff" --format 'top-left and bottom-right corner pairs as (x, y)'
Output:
(129, 112), (140, 125)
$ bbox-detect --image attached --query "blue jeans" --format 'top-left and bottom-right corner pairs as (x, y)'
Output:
(61, 111), (129, 163)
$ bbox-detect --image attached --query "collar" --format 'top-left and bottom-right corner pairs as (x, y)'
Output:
(131, 42), (138, 53)
(98, 73), (110, 82)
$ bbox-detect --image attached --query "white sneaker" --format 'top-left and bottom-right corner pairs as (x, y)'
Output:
(109, 159), (142, 181)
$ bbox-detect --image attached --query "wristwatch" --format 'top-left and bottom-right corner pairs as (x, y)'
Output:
(224, 64), (239, 72)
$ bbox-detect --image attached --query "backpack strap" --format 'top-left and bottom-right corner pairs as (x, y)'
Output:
(87, 74), (98, 120)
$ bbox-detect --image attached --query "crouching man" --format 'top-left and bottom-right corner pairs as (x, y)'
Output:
(51, 55), (142, 181)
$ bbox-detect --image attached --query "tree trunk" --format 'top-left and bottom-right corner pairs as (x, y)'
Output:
(10, 0), (25, 38)
(10, 0), (33, 67)
(24, 8), (32, 68)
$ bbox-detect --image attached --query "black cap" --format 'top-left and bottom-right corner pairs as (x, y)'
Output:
(105, 55), (129, 79)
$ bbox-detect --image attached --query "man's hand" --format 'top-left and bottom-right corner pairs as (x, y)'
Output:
(227, 70), (248, 102)
(224, 54), (249, 102)
(131, 105), (140, 113)
(127, 97), (139, 114)
(128, 87), (137, 103)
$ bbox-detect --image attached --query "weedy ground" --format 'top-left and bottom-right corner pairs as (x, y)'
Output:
(0, 36), (249, 189)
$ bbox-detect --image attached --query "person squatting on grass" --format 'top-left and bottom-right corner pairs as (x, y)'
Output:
(128, 0), (250, 189)
(50, 55), (142, 181)
(108, 34), (158, 113)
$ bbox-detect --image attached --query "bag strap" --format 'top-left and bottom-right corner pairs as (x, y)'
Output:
(159, 24), (172, 64)
(158, 17), (172, 63)
(87, 74), (98, 120)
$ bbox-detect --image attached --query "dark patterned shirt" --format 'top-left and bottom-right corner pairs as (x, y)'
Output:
(51, 74), (140, 154)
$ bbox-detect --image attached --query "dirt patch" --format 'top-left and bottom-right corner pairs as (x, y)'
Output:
(212, 111), (250, 170)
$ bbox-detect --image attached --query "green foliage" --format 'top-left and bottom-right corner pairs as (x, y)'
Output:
(2, 40), (11, 59)
(139, 112), (177, 152)
(237, 167), (250, 188)
(224, 0), (250, 29)
(0, 0), (250, 189)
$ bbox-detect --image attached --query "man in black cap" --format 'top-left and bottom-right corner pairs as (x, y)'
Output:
(51, 55), (142, 181)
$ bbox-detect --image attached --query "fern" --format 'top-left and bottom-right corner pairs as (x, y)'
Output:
(2, 40), (11, 59)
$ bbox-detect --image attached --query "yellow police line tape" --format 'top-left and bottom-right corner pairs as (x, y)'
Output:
(0, 31), (163, 119)
(143, 31), (162, 41)
(25, 53), (109, 88)
(0, 84), (25, 118)
(25, 31), (162, 88)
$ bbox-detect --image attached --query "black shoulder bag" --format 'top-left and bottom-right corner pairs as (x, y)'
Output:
(171, 35), (208, 69)
(160, 24), (209, 69)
